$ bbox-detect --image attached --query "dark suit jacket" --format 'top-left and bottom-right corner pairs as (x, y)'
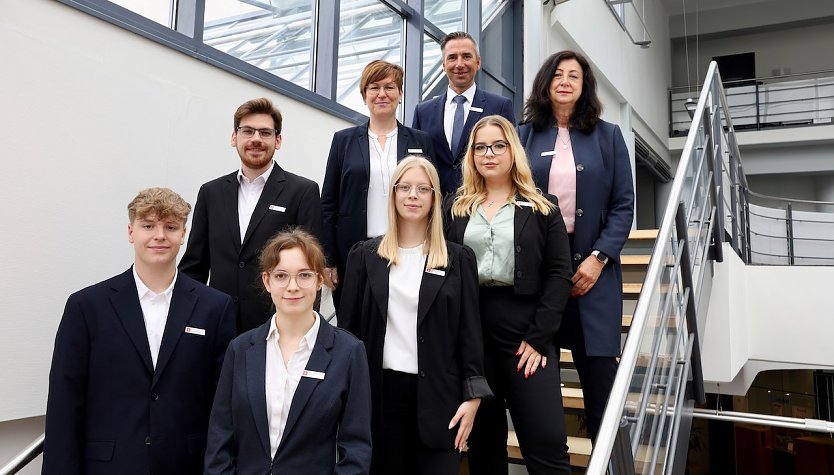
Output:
(320, 122), (435, 275)
(443, 195), (573, 354)
(179, 162), (322, 334)
(204, 315), (372, 475)
(338, 237), (492, 450)
(43, 269), (236, 475)
(518, 119), (634, 356)
(412, 88), (516, 195)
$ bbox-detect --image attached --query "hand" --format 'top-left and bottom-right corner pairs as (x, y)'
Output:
(324, 267), (338, 287)
(448, 398), (481, 452)
(571, 256), (604, 297)
(516, 341), (547, 378)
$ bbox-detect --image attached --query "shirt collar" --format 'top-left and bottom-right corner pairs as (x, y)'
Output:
(237, 160), (275, 186)
(133, 266), (177, 300)
(266, 312), (321, 351)
(446, 83), (477, 106)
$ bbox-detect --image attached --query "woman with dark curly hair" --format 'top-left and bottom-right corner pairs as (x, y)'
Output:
(518, 50), (634, 443)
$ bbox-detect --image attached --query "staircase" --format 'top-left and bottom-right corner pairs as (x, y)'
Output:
(505, 228), (658, 472)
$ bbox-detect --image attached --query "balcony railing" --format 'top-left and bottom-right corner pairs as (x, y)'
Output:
(669, 69), (834, 137)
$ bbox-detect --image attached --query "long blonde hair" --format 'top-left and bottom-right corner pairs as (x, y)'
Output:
(451, 115), (554, 217)
(377, 156), (449, 269)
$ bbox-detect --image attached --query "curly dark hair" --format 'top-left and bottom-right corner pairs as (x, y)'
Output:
(521, 50), (602, 133)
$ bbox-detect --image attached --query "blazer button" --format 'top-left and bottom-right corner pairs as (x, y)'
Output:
(151, 392), (159, 401)
(576, 208), (584, 217)
(516, 271), (523, 278)
(419, 336), (425, 344)
(573, 253), (582, 261)
(233, 296), (239, 303)
(576, 164), (585, 172)
(515, 245), (521, 253)
(144, 436), (151, 445)
(419, 371), (426, 378)
(238, 261), (245, 268)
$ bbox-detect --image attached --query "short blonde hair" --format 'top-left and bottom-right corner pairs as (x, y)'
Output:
(127, 187), (191, 224)
(452, 115), (554, 217)
(378, 156), (448, 269)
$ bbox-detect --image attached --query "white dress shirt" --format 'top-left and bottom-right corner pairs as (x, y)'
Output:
(133, 266), (177, 368)
(443, 83), (477, 149)
(383, 245), (426, 374)
(264, 313), (321, 459)
(237, 161), (275, 243)
(366, 128), (398, 238)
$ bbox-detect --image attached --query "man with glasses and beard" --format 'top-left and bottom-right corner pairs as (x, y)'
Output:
(180, 98), (322, 334)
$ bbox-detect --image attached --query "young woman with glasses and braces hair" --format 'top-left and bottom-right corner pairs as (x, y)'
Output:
(205, 229), (372, 475)
(339, 156), (491, 475)
(444, 115), (573, 474)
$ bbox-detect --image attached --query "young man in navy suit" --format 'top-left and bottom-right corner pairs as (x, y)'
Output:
(180, 98), (323, 334)
(412, 31), (516, 195)
(43, 187), (236, 475)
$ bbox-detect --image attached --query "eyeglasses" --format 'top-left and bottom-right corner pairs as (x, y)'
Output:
(393, 183), (434, 195)
(236, 126), (278, 139)
(472, 141), (508, 156)
(366, 84), (399, 96)
(268, 271), (319, 288)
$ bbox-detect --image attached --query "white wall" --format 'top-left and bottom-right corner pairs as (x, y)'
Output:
(0, 0), (352, 423)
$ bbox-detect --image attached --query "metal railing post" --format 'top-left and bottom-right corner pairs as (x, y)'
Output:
(676, 203), (706, 405)
(786, 202), (795, 265)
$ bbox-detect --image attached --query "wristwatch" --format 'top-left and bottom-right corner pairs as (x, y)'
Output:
(591, 250), (609, 265)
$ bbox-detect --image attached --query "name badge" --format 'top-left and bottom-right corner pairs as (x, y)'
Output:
(541, 150), (557, 157)
(426, 268), (446, 276)
(185, 326), (206, 336)
(517, 201), (534, 208)
(269, 205), (286, 212)
(469, 106), (484, 113)
(407, 148), (424, 154)
(302, 370), (325, 380)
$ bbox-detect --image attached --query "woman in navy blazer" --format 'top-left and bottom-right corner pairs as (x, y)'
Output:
(518, 50), (635, 442)
(321, 60), (435, 306)
(445, 115), (573, 475)
(339, 156), (491, 475)
(205, 229), (372, 475)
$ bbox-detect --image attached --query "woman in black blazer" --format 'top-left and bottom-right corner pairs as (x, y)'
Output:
(205, 229), (372, 475)
(321, 60), (435, 306)
(339, 156), (491, 475)
(445, 115), (573, 475)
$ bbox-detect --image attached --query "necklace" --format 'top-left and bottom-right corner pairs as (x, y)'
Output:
(558, 128), (571, 150)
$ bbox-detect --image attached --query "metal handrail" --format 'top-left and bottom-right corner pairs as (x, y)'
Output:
(0, 433), (44, 475)
(669, 68), (834, 93)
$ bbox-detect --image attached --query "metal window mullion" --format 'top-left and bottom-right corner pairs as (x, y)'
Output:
(314, 0), (339, 99)
(174, 0), (205, 43)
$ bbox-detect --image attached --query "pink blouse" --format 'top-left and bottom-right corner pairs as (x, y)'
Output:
(547, 127), (577, 233)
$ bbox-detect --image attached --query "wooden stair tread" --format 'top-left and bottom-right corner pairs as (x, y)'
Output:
(628, 229), (659, 240)
(507, 431), (592, 467)
(621, 254), (651, 265)
(623, 283), (642, 295)
(562, 387), (584, 409)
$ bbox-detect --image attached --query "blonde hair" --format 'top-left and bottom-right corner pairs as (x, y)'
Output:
(127, 187), (191, 224)
(451, 115), (554, 217)
(377, 156), (449, 269)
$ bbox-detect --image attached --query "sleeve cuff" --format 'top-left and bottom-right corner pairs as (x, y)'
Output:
(462, 376), (493, 400)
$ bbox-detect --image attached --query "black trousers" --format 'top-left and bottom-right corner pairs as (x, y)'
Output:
(468, 287), (571, 475)
(374, 370), (461, 475)
(560, 297), (618, 443)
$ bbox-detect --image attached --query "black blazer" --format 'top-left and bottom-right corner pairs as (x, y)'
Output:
(204, 315), (372, 475)
(412, 88), (515, 195)
(518, 120), (634, 356)
(320, 122), (435, 274)
(443, 195), (573, 354)
(179, 162), (322, 333)
(338, 237), (492, 450)
(43, 269), (236, 475)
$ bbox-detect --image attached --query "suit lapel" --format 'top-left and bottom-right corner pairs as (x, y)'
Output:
(152, 274), (197, 387)
(278, 318), (334, 451)
(455, 90), (487, 158)
(514, 195), (534, 244)
(452, 213), (470, 244)
(245, 327), (272, 459)
(222, 173), (242, 251)
(417, 250), (453, 326)
(357, 124), (371, 180)
(242, 163), (285, 250)
(366, 248), (390, 320)
(396, 122), (409, 161)
(110, 268), (154, 375)
(530, 125), (558, 188)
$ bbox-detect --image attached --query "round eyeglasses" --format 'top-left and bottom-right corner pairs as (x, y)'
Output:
(268, 271), (319, 288)
(472, 141), (508, 156)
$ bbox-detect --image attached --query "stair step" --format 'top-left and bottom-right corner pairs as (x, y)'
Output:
(562, 387), (585, 409)
(507, 431), (592, 467)
(623, 283), (642, 297)
(628, 229), (659, 240)
(621, 254), (650, 266)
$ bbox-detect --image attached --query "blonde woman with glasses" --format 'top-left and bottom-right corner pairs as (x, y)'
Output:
(445, 115), (573, 474)
(339, 156), (491, 475)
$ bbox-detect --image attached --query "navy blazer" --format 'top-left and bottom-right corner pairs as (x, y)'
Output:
(205, 315), (372, 475)
(518, 119), (634, 356)
(412, 88), (515, 195)
(338, 237), (492, 450)
(180, 162), (322, 334)
(43, 269), (236, 475)
(320, 122), (435, 273)
(443, 196), (573, 354)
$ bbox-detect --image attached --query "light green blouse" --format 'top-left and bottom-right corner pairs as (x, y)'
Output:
(463, 203), (515, 286)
